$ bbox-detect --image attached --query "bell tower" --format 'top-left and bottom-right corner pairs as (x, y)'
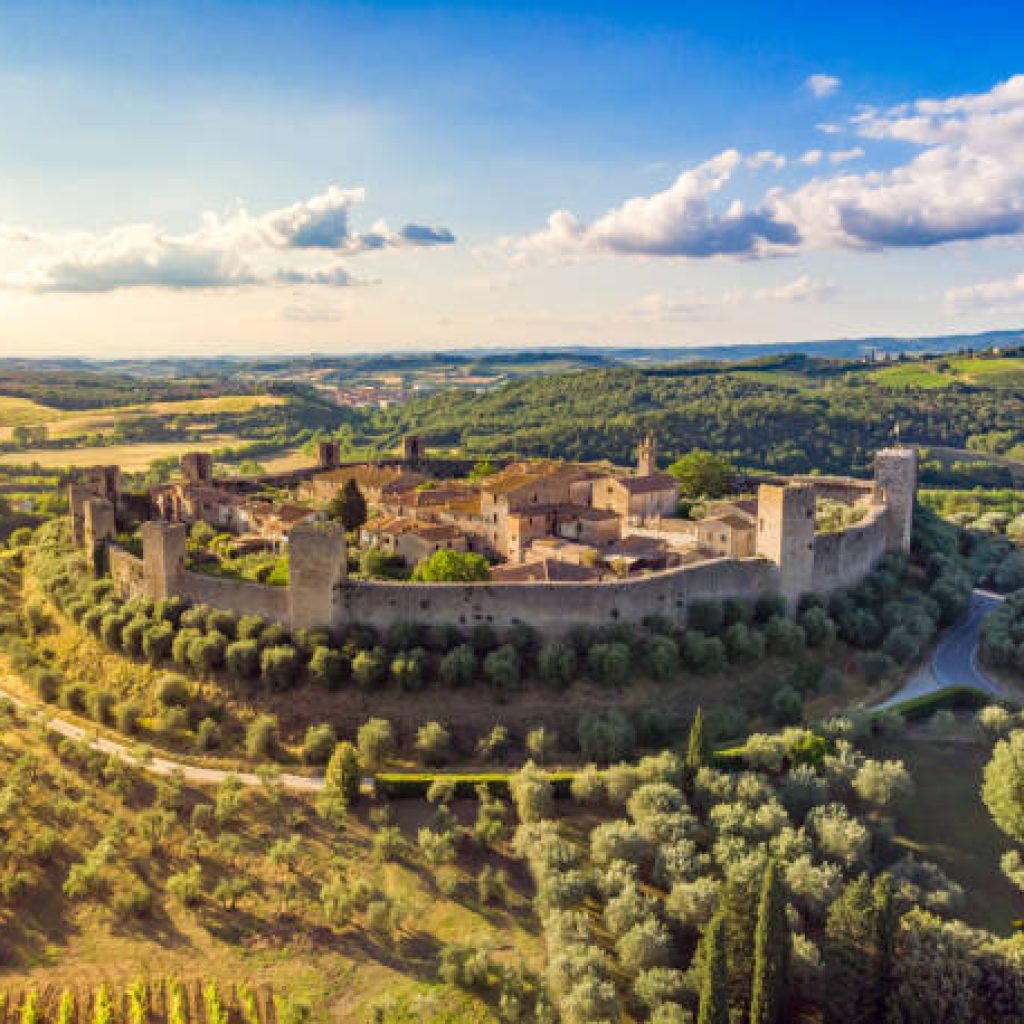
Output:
(637, 433), (657, 477)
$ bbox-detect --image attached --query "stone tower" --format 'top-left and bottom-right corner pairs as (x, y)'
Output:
(141, 521), (187, 600)
(83, 497), (117, 576)
(874, 447), (918, 553)
(181, 452), (214, 485)
(317, 440), (341, 470)
(402, 435), (424, 469)
(637, 433), (657, 477)
(756, 482), (816, 605)
(288, 521), (348, 632)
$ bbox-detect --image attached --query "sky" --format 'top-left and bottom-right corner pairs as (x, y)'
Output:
(1, 1), (1024, 358)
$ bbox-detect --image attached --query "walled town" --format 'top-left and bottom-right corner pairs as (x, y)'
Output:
(65, 433), (918, 637)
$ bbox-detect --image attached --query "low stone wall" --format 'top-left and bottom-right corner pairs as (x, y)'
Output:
(811, 504), (889, 593)
(338, 557), (780, 635)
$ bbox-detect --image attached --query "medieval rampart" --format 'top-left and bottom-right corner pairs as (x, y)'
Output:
(810, 504), (889, 592)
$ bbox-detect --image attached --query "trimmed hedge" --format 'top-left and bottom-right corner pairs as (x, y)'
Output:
(880, 684), (993, 722)
(375, 770), (576, 799)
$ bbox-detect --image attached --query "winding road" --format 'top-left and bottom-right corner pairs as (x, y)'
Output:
(876, 589), (1008, 708)
(0, 588), (1011, 791)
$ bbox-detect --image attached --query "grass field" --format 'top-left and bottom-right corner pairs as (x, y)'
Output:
(0, 394), (283, 440)
(0, 438), (243, 471)
(871, 356), (1024, 390)
(874, 734), (1022, 935)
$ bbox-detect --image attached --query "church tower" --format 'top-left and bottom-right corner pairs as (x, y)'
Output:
(637, 433), (657, 476)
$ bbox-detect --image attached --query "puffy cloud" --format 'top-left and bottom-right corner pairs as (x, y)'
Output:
(509, 149), (799, 259)
(806, 74), (841, 99)
(506, 76), (1024, 260)
(749, 275), (836, 303)
(946, 271), (1024, 310)
(0, 186), (454, 293)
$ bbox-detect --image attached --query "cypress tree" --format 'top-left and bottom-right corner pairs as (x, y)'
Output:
(318, 741), (361, 822)
(823, 874), (875, 1024)
(872, 873), (898, 1023)
(686, 706), (709, 774)
(721, 861), (762, 1008)
(697, 911), (730, 1024)
(750, 859), (790, 1024)
(329, 478), (368, 532)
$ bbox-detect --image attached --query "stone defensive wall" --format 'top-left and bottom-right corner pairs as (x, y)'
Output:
(98, 448), (917, 638)
(809, 503), (889, 593)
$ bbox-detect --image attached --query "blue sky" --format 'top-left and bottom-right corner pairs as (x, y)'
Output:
(1, 1), (1023, 356)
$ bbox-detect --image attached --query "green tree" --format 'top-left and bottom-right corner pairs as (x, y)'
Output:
(668, 449), (734, 499)
(322, 741), (361, 814)
(697, 912), (730, 1024)
(686, 707), (710, 775)
(750, 860), (789, 1024)
(822, 875), (875, 1024)
(328, 478), (368, 532)
(872, 873), (898, 1024)
(982, 730), (1024, 842)
(411, 548), (491, 582)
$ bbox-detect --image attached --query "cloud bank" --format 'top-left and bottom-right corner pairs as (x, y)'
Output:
(0, 187), (455, 293)
(505, 75), (1024, 261)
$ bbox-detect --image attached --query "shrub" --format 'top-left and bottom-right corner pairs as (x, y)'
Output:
(206, 609), (237, 639)
(171, 627), (202, 668)
(682, 631), (726, 674)
(245, 714), (279, 759)
(439, 644), (477, 687)
(29, 667), (61, 703)
(391, 648), (429, 691)
(415, 721), (452, 766)
(857, 651), (896, 684)
(320, 741), (362, 816)
(770, 684), (804, 725)
(115, 701), (141, 735)
(302, 723), (337, 765)
(100, 612), (128, 650)
(483, 644), (520, 694)
(578, 710), (636, 764)
(157, 674), (191, 708)
(509, 762), (554, 823)
(799, 607), (836, 647)
(352, 647), (388, 690)
(261, 645), (302, 690)
(237, 614), (265, 640)
(644, 635), (679, 682)
(308, 646), (348, 689)
(527, 725), (558, 764)
(188, 632), (226, 675)
(587, 641), (631, 687)
(571, 764), (606, 805)
(765, 615), (806, 656)
(196, 717), (221, 751)
(538, 641), (577, 689)
(475, 724), (510, 762)
(225, 639), (261, 680)
(120, 616), (147, 657)
(141, 622), (174, 664)
(688, 600), (724, 635)
(358, 717), (396, 770)
(60, 682), (89, 714)
(616, 917), (675, 974)
(87, 688), (115, 725)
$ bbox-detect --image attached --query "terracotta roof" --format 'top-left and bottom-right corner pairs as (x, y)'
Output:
(701, 511), (756, 531)
(363, 516), (462, 541)
(491, 558), (602, 583)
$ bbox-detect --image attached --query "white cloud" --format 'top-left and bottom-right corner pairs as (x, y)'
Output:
(746, 150), (787, 170)
(505, 75), (1024, 260)
(806, 74), (841, 99)
(0, 187), (454, 293)
(630, 276), (836, 322)
(749, 274), (836, 303)
(816, 123), (843, 135)
(798, 149), (824, 166)
(946, 270), (1024, 310)
(828, 147), (865, 165)
(506, 149), (798, 259)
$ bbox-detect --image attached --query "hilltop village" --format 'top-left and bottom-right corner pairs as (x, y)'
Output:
(65, 435), (917, 637)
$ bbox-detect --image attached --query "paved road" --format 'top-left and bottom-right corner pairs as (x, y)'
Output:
(876, 589), (1008, 709)
(0, 588), (1010, 788)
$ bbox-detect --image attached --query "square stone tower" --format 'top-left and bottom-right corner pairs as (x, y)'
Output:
(141, 521), (187, 600)
(181, 452), (214, 485)
(288, 521), (348, 633)
(756, 482), (816, 604)
(402, 435), (424, 469)
(83, 497), (117, 576)
(874, 447), (918, 552)
(317, 440), (341, 470)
